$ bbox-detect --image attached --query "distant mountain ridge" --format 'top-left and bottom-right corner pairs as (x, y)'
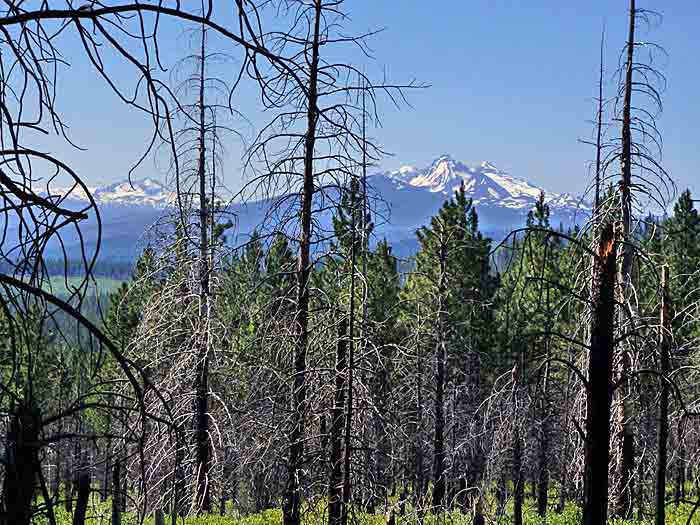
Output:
(33, 155), (591, 260)
(380, 154), (586, 215)
(47, 178), (174, 207)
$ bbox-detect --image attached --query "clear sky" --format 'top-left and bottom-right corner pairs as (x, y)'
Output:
(38, 1), (700, 201)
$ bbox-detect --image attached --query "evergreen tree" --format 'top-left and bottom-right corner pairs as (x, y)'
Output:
(401, 183), (497, 511)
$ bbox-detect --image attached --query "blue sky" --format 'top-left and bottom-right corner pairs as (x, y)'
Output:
(41, 1), (699, 201)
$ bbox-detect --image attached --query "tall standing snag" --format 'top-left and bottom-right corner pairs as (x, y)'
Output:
(239, 2), (418, 522)
(582, 222), (617, 525)
(282, 4), (322, 524)
(329, 319), (348, 525)
(654, 265), (671, 525)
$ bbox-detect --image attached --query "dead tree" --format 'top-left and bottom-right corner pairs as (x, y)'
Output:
(655, 265), (670, 525)
(431, 235), (448, 512)
(329, 319), (348, 525)
(0, 2), (296, 521)
(614, 4), (638, 515)
(582, 223), (617, 525)
(239, 2), (418, 522)
(608, 1), (669, 516)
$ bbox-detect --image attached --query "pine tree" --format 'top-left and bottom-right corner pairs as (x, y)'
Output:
(401, 183), (496, 512)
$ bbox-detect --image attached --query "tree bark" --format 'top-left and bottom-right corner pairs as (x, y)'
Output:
(1, 400), (40, 525)
(431, 239), (448, 512)
(111, 457), (122, 525)
(655, 265), (670, 525)
(72, 472), (90, 525)
(193, 25), (212, 514)
(675, 420), (686, 506)
(341, 183), (360, 525)
(582, 223), (617, 525)
(329, 319), (348, 525)
(614, 1), (637, 516)
(513, 416), (524, 525)
(173, 425), (186, 519)
(282, 3), (322, 524)
(537, 360), (551, 518)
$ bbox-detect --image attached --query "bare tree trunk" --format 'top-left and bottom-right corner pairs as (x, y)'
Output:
(496, 472), (507, 518)
(594, 27), (605, 214)
(173, 425), (186, 519)
(220, 447), (232, 515)
(413, 335), (426, 510)
(329, 319), (348, 525)
(655, 265), (670, 525)
(102, 444), (111, 503)
(53, 444), (62, 504)
(675, 420), (685, 506)
(65, 450), (74, 514)
(112, 458), (122, 525)
(431, 240), (447, 512)
(193, 26), (212, 514)
(513, 396), (524, 525)
(614, 2), (637, 516)
(341, 182), (359, 525)
(282, 5), (322, 524)
(582, 223), (617, 525)
(1, 400), (40, 525)
(558, 350), (574, 513)
(72, 472), (90, 525)
(536, 363), (551, 518)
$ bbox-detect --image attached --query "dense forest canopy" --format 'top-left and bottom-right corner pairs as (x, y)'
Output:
(0, 2), (698, 525)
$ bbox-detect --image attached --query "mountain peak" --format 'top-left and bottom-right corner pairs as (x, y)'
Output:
(430, 153), (455, 165)
(384, 156), (589, 213)
(46, 177), (173, 207)
(479, 160), (500, 172)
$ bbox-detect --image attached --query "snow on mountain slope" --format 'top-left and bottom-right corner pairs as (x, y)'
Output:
(44, 156), (587, 218)
(46, 178), (174, 207)
(29, 156), (590, 260)
(383, 154), (587, 213)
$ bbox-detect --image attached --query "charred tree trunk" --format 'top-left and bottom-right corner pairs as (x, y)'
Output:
(341, 181), (360, 525)
(220, 447), (233, 515)
(282, 6), (322, 524)
(496, 473), (507, 518)
(431, 240), (448, 512)
(655, 266), (670, 525)
(1, 400), (40, 525)
(65, 451), (74, 514)
(111, 458), (122, 525)
(413, 341), (425, 509)
(513, 403), (524, 525)
(615, 1), (637, 516)
(53, 445), (62, 504)
(582, 223), (617, 525)
(537, 359), (551, 518)
(101, 444), (111, 503)
(72, 472), (90, 525)
(431, 335), (446, 512)
(558, 350), (574, 513)
(675, 420), (686, 506)
(329, 319), (348, 525)
(173, 426), (187, 519)
(512, 355), (524, 525)
(193, 26), (212, 514)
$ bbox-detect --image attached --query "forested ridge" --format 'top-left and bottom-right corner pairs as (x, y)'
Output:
(0, 1), (698, 524)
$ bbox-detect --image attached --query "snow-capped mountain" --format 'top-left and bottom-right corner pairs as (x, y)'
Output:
(382, 154), (585, 214)
(358, 155), (590, 255)
(27, 156), (590, 260)
(47, 178), (174, 207)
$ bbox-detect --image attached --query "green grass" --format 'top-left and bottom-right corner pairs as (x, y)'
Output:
(35, 495), (700, 525)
